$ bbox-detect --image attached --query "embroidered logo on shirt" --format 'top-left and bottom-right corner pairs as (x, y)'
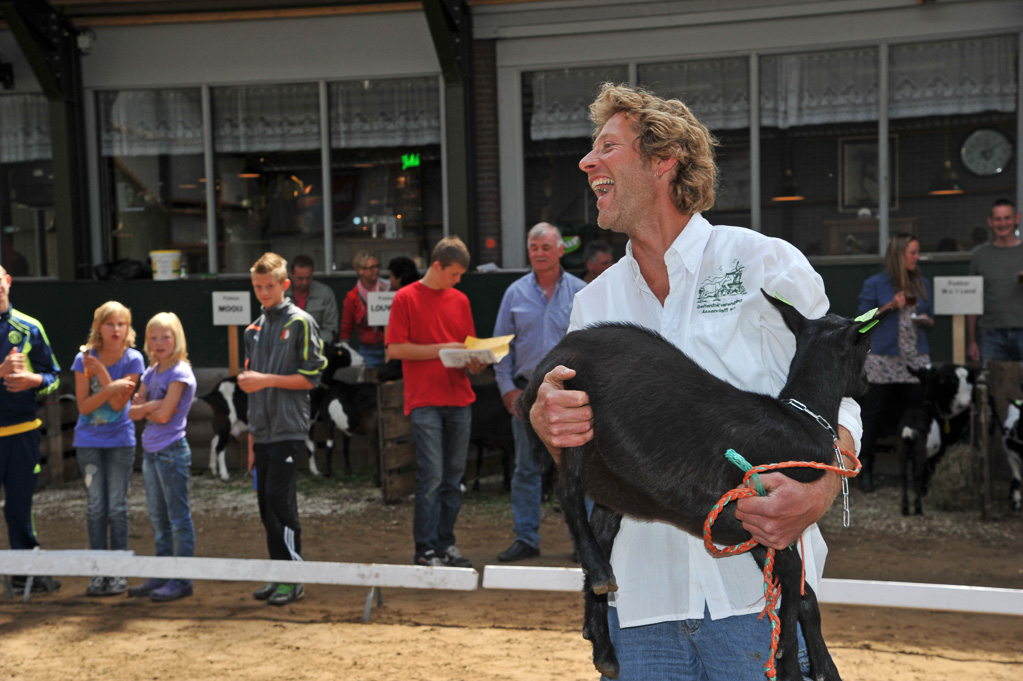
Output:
(697, 260), (747, 314)
(7, 330), (23, 345)
(281, 328), (291, 342)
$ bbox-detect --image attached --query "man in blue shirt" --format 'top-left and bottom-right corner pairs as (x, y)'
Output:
(494, 223), (586, 562)
(0, 264), (61, 589)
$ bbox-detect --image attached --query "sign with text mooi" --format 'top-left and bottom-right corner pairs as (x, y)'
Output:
(212, 291), (252, 326)
(933, 276), (983, 316)
(367, 291), (397, 327)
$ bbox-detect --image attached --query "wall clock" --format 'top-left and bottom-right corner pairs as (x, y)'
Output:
(960, 128), (1013, 177)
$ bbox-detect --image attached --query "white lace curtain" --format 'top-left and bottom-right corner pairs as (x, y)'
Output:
(529, 66), (629, 141)
(638, 58), (750, 131)
(330, 77), (441, 148)
(889, 36), (1018, 119)
(1, 94), (51, 163)
(213, 83), (321, 153)
(99, 88), (204, 157)
(529, 36), (1018, 139)
(760, 48), (880, 128)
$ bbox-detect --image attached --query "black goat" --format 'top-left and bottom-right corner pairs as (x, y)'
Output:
(999, 397), (1023, 512)
(517, 290), (886, 681)
(896, 364), (975, 516)
(308, 359), (404, 479)
(467, 381), (514, 491)
(200, 341), (364, 480)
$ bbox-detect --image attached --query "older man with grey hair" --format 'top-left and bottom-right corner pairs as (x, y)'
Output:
(493, 222), (586, 562)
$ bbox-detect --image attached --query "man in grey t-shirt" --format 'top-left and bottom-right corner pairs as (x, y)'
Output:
(968, 199), (1023, 362)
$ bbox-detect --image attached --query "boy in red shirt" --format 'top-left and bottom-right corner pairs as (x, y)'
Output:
(386, 236), (485, 567)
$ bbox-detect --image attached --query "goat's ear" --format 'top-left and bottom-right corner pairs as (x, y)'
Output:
(761, 288), (806, 337)
(852, 306), (892, 340)
(906, 363), (932, 382)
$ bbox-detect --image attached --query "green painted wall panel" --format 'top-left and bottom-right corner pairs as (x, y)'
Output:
(12, 260), (969, 371)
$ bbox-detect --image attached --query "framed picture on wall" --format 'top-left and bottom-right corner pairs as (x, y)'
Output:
(838, 135), (898, 213)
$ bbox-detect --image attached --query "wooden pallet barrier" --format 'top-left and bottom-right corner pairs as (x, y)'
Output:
(378, 380), (416, 502)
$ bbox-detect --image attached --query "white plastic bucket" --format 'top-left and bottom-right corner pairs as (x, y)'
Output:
(150, 250), (181, 280)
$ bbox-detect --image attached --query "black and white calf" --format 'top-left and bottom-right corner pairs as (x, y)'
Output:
(518, 291), (887, 681)
(895, 364), (975, 516)
(200, 341), (365, 480)
(1000, 399), (1023, 512)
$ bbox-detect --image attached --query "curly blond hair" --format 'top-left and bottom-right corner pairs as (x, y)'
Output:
(589, 82), (718, 215)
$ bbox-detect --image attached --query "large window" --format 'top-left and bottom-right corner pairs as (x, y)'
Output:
(329, 77), (442, 270)
(638, 57), (752, 229)
(888, 36), (1018, 253)
(212, 83), (322, 273)
(522, 65), (629, 267)
(97, 88), (206, 271)
(759, 48), (880, 256)
(95, 77), (442, 275)
(1, 94), (56, 277)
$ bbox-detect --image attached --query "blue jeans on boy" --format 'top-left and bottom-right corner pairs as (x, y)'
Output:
(410, 405), (471, 559)
(979, 327), (1023, 362)
(142, 437), (195, 586)
(359, 344), (386, 368)
(603, 603), (812, 681)
(510, 415), (542, 549)
(77, 446), (135, 551)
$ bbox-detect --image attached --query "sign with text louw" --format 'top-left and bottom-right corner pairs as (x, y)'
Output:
(212, 291), (252, 326)
(367, 291), (397, 326)
(933, 276), (983, 316)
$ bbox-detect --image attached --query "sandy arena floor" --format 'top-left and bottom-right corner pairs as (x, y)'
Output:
(1, 467), (1021, 681)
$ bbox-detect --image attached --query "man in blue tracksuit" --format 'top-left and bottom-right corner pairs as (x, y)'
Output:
(0, 264), (61, 582)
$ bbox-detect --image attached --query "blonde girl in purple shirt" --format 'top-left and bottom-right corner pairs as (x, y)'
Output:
(128, 312), (197, 602)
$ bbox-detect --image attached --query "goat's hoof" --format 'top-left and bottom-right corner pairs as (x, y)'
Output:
(901, 507), (909, 517)
(593, 652), (620, 680)
(590, 578), (618, 596)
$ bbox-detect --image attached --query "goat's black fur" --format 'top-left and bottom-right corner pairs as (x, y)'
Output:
(201, 341), (367, 479)
(895, 364), (975, 516)
(517, 290), (887, 681)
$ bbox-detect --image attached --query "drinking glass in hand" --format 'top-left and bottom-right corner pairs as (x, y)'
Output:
(904, 292), (918, 307)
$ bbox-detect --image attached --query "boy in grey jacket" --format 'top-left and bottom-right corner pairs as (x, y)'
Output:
(240, 252), (327, 606)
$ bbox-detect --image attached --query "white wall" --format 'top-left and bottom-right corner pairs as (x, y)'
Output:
(82, 11), (441, 88)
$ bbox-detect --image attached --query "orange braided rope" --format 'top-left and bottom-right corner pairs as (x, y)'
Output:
(701, 445), (859, 681)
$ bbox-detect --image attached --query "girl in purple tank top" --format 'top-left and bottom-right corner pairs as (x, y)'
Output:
(128, 312), (197, 602)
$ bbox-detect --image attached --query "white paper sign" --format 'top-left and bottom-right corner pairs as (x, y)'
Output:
(933, 276), (983, 316)
(212, 291), (252, 326)
(367, 291), (397, 326)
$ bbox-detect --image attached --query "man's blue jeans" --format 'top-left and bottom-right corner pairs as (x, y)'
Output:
(142, 437), (195, 585)
(980, 328), (1023, 361)
(77, 446), (135, 551)
(410, 405), (471, 558)
(602, 604), (812, 681)
(510, 414), (542, 549)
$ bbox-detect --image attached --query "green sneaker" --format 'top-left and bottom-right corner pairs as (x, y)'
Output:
(267, 583), (304, 606)
(252, 582), (279, 601)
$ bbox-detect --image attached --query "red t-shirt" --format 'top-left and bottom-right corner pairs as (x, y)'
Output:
(386, 281), (476, 414)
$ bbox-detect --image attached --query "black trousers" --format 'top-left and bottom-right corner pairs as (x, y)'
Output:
(0, 429), (42, 550)
(253, 440), (303, 562)
(857, 382), (923, 474)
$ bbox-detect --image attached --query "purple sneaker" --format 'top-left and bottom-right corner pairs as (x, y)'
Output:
(127, 578), (167, 598)
(150, 580), (193, 602)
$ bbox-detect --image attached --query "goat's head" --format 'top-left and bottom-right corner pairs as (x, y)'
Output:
(761, 289), (891, 398)
(329, 341), (366, 372)
(909, 364), (976, 417)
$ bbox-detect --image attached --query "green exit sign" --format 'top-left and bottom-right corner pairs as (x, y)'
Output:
(401, 153), (421, 171)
